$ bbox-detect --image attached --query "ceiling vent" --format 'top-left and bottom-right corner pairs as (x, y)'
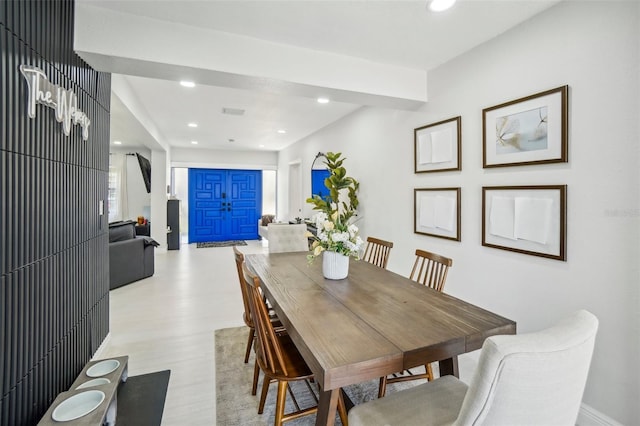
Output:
(222, 107), (245, 116)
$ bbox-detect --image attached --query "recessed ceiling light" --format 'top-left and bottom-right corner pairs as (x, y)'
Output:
(277, 129), (287, 134)
(113, 140), (122, 145)
(188, 122), (198, 128)
(191, 141), (198, 145)
(180, 81), (195, 88)
(317, 97), (330, 104)
(428, 0), (456, 12)
(259, 144), (265, 148)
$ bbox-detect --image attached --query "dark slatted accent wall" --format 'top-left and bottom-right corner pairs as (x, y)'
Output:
(0, 1), (111, 425)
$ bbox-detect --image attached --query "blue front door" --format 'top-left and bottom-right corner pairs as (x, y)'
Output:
(188, 169), (262, 242)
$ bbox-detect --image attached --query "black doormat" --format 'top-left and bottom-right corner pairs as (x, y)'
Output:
(116, 370), (170, 426)
(196, 240), (247, 248)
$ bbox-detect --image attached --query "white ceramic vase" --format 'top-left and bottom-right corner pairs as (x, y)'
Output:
(322, 251), (349, 280)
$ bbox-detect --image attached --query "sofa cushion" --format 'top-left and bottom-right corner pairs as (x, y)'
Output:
(261, 214), (275, 226)
(109, 220), (136, 242)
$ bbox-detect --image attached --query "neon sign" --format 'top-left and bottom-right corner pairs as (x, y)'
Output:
(19, 65), (91, 140)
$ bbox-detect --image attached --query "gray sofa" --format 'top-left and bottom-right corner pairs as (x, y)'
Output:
(109, 221), (157, 289)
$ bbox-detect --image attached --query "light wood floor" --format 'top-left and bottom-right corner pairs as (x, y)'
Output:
(95, 240), (268, 425)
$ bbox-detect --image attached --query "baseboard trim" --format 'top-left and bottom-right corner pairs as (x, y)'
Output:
(578, 403), (623, 426)
(92, 332), (112, 360)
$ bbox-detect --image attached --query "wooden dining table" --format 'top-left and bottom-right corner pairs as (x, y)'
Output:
(245, 252), (516, 426)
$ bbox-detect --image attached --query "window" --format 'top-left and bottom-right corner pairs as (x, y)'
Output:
(108, 160), (120, 222)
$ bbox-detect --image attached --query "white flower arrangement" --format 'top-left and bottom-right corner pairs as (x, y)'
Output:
(306, 152), (362, 262)
(308, 211), (364, 260)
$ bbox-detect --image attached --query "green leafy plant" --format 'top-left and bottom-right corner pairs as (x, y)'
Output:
(306, 152), (362, 260)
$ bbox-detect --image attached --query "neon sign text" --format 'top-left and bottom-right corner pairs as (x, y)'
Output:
(19, 65), (91, 140)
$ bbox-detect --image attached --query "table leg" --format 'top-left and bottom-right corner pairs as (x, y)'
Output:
(315, 387), (339, 426)
(438, 355), (459, 377)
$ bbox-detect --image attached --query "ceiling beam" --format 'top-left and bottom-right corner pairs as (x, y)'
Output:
(74, 3), (427, 110)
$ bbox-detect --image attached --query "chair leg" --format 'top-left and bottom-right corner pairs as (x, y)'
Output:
(258, 374), (272, 414)
(244, 327), (255, 363)
(275, 380), (288, 426)
(378, 376), (387, 398)
(426, 363), (434, 381)
(252, 360), (260, 395)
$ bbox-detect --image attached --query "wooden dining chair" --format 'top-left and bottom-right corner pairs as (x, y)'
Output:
(233, 247), (286, 397)
(378, 248), (453, 398)
(233, 247), (257, 364)
(409, 249), (453, 292)
(241, 263), (348, 426)
(362, 237), (394, 269)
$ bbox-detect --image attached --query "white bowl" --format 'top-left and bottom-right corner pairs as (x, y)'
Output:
(86, 360), (120, 377)
(76, 378), (111, 389)
(52, 390), (105, 421)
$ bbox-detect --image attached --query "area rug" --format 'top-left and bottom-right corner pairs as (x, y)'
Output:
(116, 370), (171, 426)
(196, 240), (247, 248)
(215, 326), (426, 425)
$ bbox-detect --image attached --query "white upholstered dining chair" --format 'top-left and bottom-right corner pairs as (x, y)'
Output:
(350, 309), (599, 426)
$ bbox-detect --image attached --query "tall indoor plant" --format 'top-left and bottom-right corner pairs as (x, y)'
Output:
(306, 152), (363, 279)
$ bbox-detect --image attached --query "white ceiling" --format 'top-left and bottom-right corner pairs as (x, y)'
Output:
(83, 0), (561, 152)
(114, 75), (363, 151)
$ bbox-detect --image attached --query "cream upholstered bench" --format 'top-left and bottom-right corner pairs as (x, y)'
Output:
(262, 223), (308, 253)
(258, 224), (269, 240)
(258, 215), (275, 244)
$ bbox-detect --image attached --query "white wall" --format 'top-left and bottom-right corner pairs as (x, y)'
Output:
(172, 147), (278, 170)
(278, 2), (639, 424)
(150, 149), (168, 247)
(262, 170), (277, 215)
(75, 2), (427, 110)
(173, 167), (189, 239)
(124, 154), (150, 218)
(110, 147), (152, 220)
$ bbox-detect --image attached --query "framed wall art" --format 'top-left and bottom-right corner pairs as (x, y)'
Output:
(483, 86), (568, 168)
(414, 187), (461, 241)
(482, 185), (567, 261)
(414, 116), (461, 173)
